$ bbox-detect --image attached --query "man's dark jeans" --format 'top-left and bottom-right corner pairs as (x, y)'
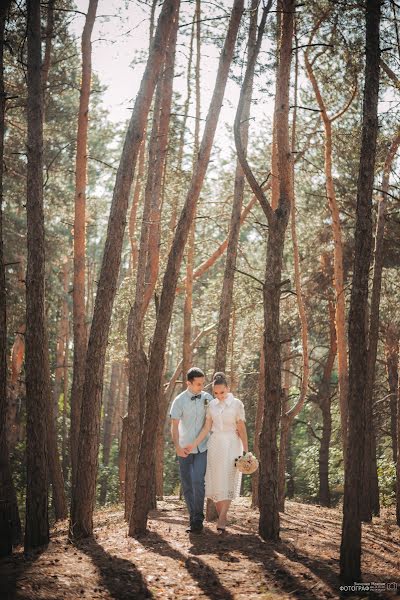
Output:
(178, 450), (207, 526)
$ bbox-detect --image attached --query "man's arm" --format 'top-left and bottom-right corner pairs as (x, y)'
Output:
(170, 419), (189, 458)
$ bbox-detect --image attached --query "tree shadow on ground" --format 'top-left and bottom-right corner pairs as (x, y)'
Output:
(138, 530), (235, 600)
(188, 529), (340, 599)
(0, 545), (48, 600)
(76, 538), (154, 600)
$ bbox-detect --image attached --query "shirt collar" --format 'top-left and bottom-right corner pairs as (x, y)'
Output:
(216, 392), (234, 406)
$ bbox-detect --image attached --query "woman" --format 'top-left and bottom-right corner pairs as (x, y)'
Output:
(185, 372), (248, 533)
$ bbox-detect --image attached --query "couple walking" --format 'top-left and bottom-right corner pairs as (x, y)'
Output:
(170, 367), (248, 533)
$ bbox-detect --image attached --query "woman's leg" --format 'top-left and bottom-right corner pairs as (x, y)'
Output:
(217, 500), (231, 529)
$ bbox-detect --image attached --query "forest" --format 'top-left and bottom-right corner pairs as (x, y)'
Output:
(0, 0), (400, 598)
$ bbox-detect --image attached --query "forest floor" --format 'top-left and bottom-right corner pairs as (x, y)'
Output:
(1, 497), (399, 600)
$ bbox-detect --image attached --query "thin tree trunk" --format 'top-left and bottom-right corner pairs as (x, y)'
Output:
(61, 318), (70, 481)
(99, 362), (120, 505)
(251, 340), (264, 508)
(340, 0), (380, 583)
(277, 33), (309, 513)
(0, 0), (21, 554)
(70, 0), (98, 489)
(24, 0), (49, 550)
(42, 0), (54, 118)
(386, 324), (399, 463)
(169, 18), (195, 240)
(125, 8), (179, 520)
(234, 0), (293, 542)
(53, 260), (69, 416)
(70, 0), (179, 539)
(214, 0), (258, 374)
(317, 300), (336, 507)
(304, 31), (357, 459)
(182, 0), (200, 383)
(129, 0), (244, 536)
(361, 131), (400, 521)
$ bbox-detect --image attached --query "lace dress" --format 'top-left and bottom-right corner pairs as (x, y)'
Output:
(205, 393), (245, 502)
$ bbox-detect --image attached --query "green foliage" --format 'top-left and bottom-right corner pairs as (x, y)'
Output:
(377, 456), (396, 507)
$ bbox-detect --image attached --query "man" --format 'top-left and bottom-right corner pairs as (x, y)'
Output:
(170, 367), (213, 533)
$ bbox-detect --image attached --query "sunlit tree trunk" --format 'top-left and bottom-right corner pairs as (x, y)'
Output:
(340, 0), (380, 583)
(125, 9), (179, 520)
(385, 324), (399, 464)
(362, 131), (400, 521)
(70, 0), (98, 488)
(277, 35), (309, 513)
(182, 0), (200, 384)
(304, 27), (357, 458)
(129, 0), (244, 536)
(214, 0), (258, 374)
(70, 0), (179, 539)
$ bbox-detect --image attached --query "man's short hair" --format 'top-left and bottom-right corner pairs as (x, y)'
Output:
(186, 367), (205, 382)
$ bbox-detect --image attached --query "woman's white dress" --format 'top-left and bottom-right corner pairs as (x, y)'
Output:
(205, 393), (245, 502)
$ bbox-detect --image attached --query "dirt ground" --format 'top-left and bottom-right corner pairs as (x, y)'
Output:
(1, 497), (399, 600)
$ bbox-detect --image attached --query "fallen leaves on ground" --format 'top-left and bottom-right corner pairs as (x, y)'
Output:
(1, 498), (399, 600)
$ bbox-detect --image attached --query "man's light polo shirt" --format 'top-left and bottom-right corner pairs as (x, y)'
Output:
(169, 389), (213, 454)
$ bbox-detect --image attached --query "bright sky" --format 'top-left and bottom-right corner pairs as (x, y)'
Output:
(70, 0), (274, 157)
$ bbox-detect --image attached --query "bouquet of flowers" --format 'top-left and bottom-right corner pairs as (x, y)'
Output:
(235, 451), (259, 475)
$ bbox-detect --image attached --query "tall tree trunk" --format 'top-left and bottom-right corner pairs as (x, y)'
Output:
(214, 0), (258, 373)
(129, 0), (244, 537)
(42, 0), (54, 118)
(182, 0), (200, 383)
(304, 27), (357, 459)
(278, 34), (309, 513)
(70, 0), (98, 489)
(340, 0), (380, 583)
(45, 329), (68, 520)
(125, 8), (179, 520)
(385, 324), (399, 464)
(361, 131), (400, 521)
(251, 340), (264, 507)
(317, 299), (337, 507)
(71, 0), (179, 539)
(0, 0), (21, 554)
(169, 17), (195, 241)
(24, 0), (49, 550)
(233, 0), (290, 540)
(99, 363), (120, 505)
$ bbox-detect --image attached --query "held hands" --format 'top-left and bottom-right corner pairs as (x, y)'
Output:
(184, 443), (195, 453)
(176, 446), (190, 458)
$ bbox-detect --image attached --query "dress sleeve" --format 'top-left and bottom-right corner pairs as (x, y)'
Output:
(236, 399), (246, 422)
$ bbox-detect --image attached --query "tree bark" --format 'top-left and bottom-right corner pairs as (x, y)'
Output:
(70, 0), (179, 539)
(24, 0), (49, 550)
(277, 33), (309, 513)
(214, 0), (258, 374)
(182, 0), (200, 383)
(340, 0), (380, 583)
(129, 0), (244, 536)
(70, 0), (98, 489)
(234, 0), (293, 542)
(125, 8), (179, 520)
(361, 131), (400, 521)
(317, 300), (337, 507)
(251, 340), (264, 508)
(304, 26), (357, 459)
(0, 0), (21, 554)
(385, 324), (399, 464)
